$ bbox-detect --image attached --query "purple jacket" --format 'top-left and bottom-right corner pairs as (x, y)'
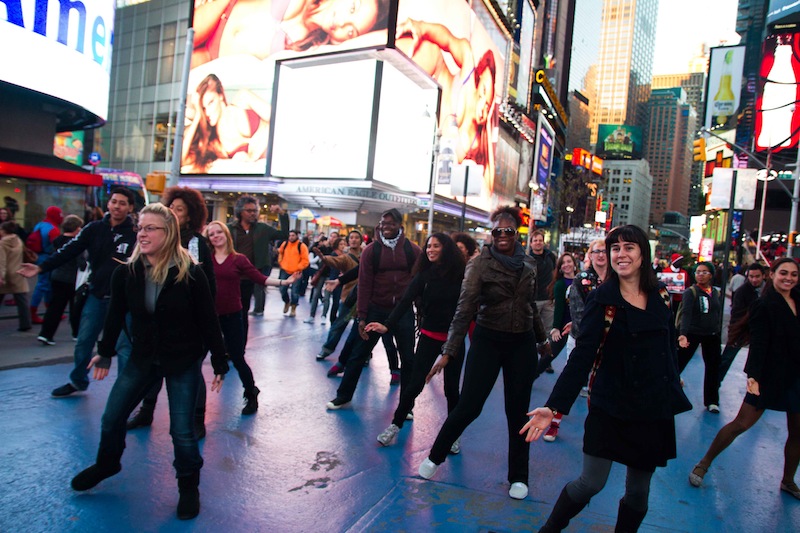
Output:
(356, 235), (421, 318)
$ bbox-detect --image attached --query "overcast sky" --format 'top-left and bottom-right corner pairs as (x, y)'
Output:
(653, 0), (741, 74)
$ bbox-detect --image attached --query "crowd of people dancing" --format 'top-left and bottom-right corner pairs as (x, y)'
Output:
(2, 192), (799, 529)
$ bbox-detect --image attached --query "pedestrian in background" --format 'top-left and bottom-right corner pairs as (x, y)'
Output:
(529, 229), (557, 336)
(28, 206), (63, 325)
(522, 224), (690, 531)
(69, 203), (229, 520)
(277, 230), (309, 317)
(419, 206), (551, 501)
(689, 257), (800, 502)
(0, 221), (31, 332)
(718, 263), (766, 385)
(677, 261), (723, 414)
(36, 215), (84, 345)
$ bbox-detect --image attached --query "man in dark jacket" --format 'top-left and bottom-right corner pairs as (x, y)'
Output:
(718, 263), (766, 383)
(19, 188), (138, 397)
(227, 195), (289, 327)
(326, 208), (421, 409)
(529, 230), (557, 332)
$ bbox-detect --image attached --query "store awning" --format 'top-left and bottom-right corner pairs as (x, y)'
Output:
(0, 148), (101, 186)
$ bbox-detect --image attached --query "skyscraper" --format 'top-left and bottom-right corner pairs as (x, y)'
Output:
(590, 0), (659, 145)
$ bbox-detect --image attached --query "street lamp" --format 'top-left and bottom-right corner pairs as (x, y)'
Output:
(756, 168), (777, 263)
(565, 206), (574, 231)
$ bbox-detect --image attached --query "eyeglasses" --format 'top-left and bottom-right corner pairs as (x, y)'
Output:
(695, 271), (712, 275)
(491, 227), (517, 238)
(135, 225), (166, 234)
(590, 249), (606, 255)
(242, 208), (258, 213)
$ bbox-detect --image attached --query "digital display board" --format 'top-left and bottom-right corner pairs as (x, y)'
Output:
(705, 45), (745, 132)
(596, 124), (643, 160)
(755, 34), (800, 152)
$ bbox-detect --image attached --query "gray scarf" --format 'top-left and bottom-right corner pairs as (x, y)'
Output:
(489, 242), (526, 272)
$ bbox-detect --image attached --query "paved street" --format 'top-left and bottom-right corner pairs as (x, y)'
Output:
(0, 288), (798, 532)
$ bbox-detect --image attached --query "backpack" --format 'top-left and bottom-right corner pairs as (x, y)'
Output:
(372, 239), (415, 275)
(25, 223), (54, 254)
(674, 286), (698, 329)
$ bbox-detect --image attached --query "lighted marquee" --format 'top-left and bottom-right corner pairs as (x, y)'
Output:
(0, 0), (115, 124)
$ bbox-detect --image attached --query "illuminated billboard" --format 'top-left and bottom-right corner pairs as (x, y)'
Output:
(0, 0), (115, 125)
(755, 34), (800, 153)
(705, 45), (745, 132)
(596, 124), (643, 160)
(534, 115), (555, 190)
(397, 0), (507, 211)
(182, 0), (394, 175)
(767, 0), (800, 25)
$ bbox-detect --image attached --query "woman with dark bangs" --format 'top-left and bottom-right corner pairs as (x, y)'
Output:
(366, 233), (466, 449)
(522, 225), (690, 531)
(418, 206), (551, 501)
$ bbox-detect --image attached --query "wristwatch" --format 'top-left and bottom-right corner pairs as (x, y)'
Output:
(545, 406), (558, 417)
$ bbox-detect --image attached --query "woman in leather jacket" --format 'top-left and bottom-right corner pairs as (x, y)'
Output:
(522, 225), (691, 532)
(69, 203), (229, 521)
(418, 206), (550, 501)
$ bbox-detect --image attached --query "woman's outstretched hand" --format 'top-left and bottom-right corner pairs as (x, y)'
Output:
(426, 354), (451, 383)
(519, 408), (555, 442)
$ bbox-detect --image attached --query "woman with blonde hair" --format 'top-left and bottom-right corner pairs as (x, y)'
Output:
(205, 221), (297, 414)
(70, 203), (229, 520)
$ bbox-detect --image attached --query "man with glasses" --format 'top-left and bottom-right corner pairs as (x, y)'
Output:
(227, 195), (288, 332)
(19, 188), (138, 397)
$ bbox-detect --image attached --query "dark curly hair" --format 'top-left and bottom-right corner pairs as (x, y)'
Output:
(412, 233), (466, 282)
(161, 186), (209, 233)
(451, 232), (478, 258)
(490, 205), (523, 228)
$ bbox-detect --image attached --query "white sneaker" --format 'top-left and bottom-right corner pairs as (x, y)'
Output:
(579, 386), (589, 398)
(303, 317), (315, 324)
(418, 458), (439, 479)
(449, 437), (461, 455)
(377, 424), (400, 446)
(707, 404), (720, 413)
(405, 410), (414, 421)
(509, 482), (528, 500)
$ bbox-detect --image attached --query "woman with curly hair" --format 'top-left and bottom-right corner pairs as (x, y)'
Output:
(418, 206), (551, 501)
(127, 186), (215, 435)
(70, 203), (229, 520)
(366, 233), (466, 449)
(451, 231), (479, 261)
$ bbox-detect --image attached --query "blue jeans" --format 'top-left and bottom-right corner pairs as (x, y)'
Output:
(70, 295), (132, 390)
(97, 359), (203, 477)
(336, 306), (415, 402)
(320, 300), (355, 355)
(30, 271), (52, 308)
(279, 270), (301, 306)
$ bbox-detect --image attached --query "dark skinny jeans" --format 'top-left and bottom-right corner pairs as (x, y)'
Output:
(428, 325), (537, 485)
(677, 332), (722, 407)
(39, 279), (77, 339)
(392, 334), (464, 427)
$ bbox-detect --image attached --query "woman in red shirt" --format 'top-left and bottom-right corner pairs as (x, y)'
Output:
(205, 221), (296, 414)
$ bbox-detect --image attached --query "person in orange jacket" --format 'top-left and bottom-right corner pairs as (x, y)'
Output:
(277, 229), (309, 317)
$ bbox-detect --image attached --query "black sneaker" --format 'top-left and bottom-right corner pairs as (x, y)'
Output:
(326, 397), (350, 410)
(52, 383), (79, 397)
(37, 336), (56, 346)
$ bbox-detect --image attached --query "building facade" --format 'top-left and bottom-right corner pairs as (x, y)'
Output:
(604, 159), (652, 230)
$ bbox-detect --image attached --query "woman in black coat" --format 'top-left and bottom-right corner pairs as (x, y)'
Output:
(69, 203), (229, 520)
(689, 257), (800, 501)
(521, 225), (691, 532)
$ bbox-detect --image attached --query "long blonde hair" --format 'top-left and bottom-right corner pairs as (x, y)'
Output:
(128, 203), (192, 284)
(204, 221), (237, 256)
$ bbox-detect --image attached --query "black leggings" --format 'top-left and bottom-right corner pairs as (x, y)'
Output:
(391, 334), (464, 428)
(565, 453), (653, 512)
(678, 333), (721, 407)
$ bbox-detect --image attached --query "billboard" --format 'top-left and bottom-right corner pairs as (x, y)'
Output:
(54, 131), (85, 166)
(398, 0), (507, 212)
(182, 0), (394, 175)
(596, 124), (642, 160)
(755, 34), (800, 153)
(767, 0), (800, 25)
(705, 45), (745, 132)
(534, 115), (555, 190)
(0, 0), (115, 124)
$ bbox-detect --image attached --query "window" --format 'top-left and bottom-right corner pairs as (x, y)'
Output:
(152, 113), (176, 162)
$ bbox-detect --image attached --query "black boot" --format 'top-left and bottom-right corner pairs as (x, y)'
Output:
(614, 499), (647, 533)
(71, 462), (122, 491)
(539, 487), (588, 532)
(126, 404), (154, 430)
(242, 386), (260, 415)
(177, 471), (200, 520)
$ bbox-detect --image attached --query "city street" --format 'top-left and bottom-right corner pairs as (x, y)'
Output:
(0, 288), (798, 532)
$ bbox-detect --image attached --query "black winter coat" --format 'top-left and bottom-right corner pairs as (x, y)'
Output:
(744, 288), (800, 410)
(98, 261), (228, 376)
(547, 278), (691, 421)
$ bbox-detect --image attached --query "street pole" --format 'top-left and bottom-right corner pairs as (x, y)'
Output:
(719, 169), (737, 332)
(427, 130), (441, 239)
(459, 165), (469, 232)
(169, 27), (195, 187)
(789, 147), (800, 257)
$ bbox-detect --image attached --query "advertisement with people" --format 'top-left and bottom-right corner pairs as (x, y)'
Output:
(181, 0), (394, 175)
(596, 124), (643, 160)
(397, 0), (506, 212)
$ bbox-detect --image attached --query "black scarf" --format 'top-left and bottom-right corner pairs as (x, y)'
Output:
(490, 241), (525, 272)
(179, 226), (194, 248)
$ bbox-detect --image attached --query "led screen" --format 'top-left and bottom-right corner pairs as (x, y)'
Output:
(0, 0), (115, 123)
(596, 124), (643, 160)
(181, 0), (393, 175)
(705, 45), (745, 132)
(767, 0), (800, 25)
(755, 34), (800, 152)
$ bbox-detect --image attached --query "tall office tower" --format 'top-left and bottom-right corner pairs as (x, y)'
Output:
(566, 0), (601, 151)
(735, 0), (768, 165)
(590, 0), (659, 146)
(645, 88), (696, 225)
(653, 71), (706, 215)
(604, 159), (653, 230)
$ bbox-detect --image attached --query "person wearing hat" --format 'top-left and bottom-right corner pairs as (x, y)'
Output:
(28, 206), (64, 324)
(659, 253), (690, 320)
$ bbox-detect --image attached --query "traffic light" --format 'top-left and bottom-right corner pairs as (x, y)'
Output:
(692, 137), (707, 162)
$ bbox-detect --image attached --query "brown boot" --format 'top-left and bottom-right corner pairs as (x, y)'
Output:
(290, 304), (297, 317)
